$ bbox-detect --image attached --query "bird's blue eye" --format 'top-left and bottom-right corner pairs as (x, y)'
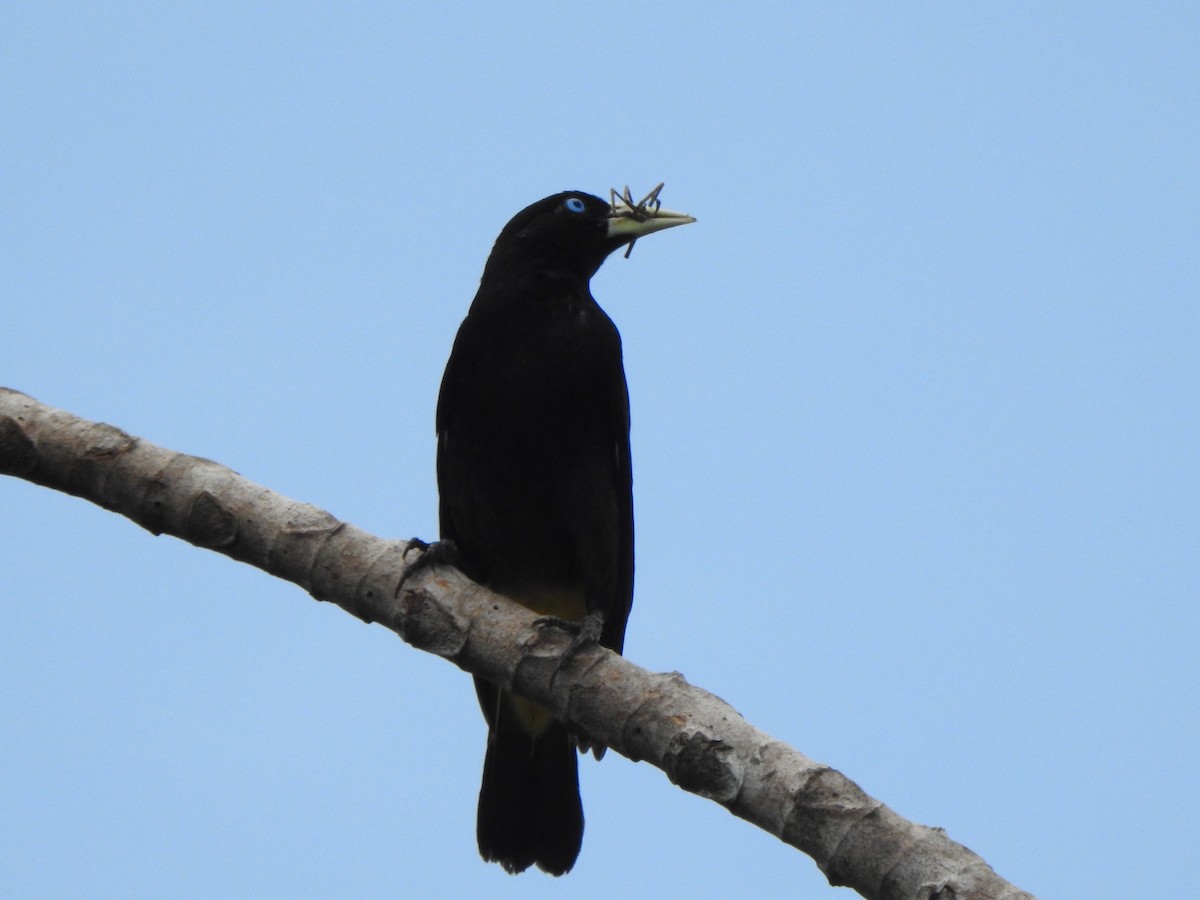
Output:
(563, 197), (586, 213)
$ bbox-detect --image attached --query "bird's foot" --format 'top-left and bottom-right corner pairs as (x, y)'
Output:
(400, 537), (461, 584)
(571, 729), (608, 761)
(534, 609), (605, 684)
(535, 610), (610, 755)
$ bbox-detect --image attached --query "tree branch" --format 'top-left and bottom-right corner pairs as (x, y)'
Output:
(0, 387), (1034, 900)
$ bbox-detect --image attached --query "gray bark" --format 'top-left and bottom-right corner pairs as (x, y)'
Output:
(0, 387), (1035, 900)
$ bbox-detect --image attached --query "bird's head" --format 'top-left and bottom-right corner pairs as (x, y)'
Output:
(482, 184), (695, 285)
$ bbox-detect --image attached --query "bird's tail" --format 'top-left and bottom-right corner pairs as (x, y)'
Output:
(476, 698), (583, 876)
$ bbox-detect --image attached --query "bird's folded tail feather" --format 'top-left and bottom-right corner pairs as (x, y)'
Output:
(476, 700), (583, 876)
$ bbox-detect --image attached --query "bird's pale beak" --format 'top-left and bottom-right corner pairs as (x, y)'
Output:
(605, 206), (697, 241)
(605, 183), (696, 245)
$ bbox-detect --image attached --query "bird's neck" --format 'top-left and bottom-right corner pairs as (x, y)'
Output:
(477, 268), (596, 314)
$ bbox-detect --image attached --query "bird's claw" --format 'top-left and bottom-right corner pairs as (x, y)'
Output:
(537, 610), (610, 757)
(400, 537), (462, 585)
(534, 609), (605, 684)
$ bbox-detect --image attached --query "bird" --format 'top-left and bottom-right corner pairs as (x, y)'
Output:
(435, 185), (694, 875)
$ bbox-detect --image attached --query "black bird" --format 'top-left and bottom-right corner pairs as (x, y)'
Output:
(436, 186), (694, 875)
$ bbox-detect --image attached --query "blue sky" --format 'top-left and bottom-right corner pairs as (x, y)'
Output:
(3, 4), (1197, 897)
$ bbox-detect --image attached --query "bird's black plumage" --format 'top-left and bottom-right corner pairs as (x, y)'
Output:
(436, 188), (692, 875)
